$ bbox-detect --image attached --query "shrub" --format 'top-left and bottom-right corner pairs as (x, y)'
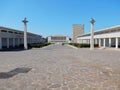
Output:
(30, 43), (51, 48)
(69, 43), (99, 48)
(80, 44), (90, 48)
(69, 43), (81, 48)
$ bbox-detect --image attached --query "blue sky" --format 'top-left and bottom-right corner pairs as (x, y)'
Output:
(0, 0), (120, 37)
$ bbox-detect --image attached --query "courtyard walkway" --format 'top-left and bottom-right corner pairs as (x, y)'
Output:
(0, 44), (120, 90)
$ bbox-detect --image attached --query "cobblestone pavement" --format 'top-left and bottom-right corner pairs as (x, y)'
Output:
(0, 44), (120, 90)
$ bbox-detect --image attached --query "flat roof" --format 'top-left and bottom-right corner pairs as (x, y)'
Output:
(0, 26), (41, 36)
(77, 25), (120, 37)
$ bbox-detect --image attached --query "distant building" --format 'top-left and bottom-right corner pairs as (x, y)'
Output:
(47, 35), (71, 43)
(72, 24), (84, 43)
(0, 26), (44, 49)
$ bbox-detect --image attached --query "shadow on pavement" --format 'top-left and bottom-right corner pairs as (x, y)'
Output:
(0, 67), (32, 79)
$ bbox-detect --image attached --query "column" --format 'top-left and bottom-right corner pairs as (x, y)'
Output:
(7, 38), (9, 48)
(90, 18), (95, 50)
(99, 38), (101, 47)
(0, 37), (2, 49)
(103, 38), (106, 48)
(109, 38), (111, 47)
(22, 17), (28, 50)
(116, 37), (118, 48)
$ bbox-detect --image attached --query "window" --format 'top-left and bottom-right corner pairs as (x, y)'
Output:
(18, 32), (22, 34)
(1, 30), (7, 32)
(8, 31), (13, 33)
(14, 32), (18, 34)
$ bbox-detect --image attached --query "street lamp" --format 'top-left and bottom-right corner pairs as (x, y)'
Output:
(90, 18), (95, 50)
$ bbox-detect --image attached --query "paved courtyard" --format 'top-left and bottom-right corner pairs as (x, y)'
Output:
(0, 44), (120, 90)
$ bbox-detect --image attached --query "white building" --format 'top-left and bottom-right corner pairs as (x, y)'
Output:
(47, 35), (71, 43)
(77, 25), (120, 48)
(0, 26), (44, 49)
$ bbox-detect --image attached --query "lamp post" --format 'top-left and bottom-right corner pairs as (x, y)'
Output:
(90, 18), (95, 50)
(22, 17), (28, 50)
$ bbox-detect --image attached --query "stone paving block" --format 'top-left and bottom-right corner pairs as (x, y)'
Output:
(0, 44), (120, 90)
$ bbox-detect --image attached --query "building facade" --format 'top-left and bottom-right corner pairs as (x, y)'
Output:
(72, 24), (84, 43)
(0, 26), (44, 49)
(47, 35), (70, 43)
(77, 25), (120, 48)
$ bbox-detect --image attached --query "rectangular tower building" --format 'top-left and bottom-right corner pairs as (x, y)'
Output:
(72, 24), (84, 43)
